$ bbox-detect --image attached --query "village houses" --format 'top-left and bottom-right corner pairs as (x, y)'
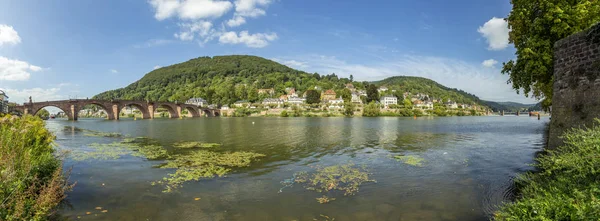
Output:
(351, 92), (362, 104)
(234, 100), (251, 108)
(262, 98), (284, 107)
(257, 88), (275, 95)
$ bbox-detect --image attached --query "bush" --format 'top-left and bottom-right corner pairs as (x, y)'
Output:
(362, 102), (380, 117)
(0, 115), (71, 220)
(495, 120), (600, 220)
(280, 110), (289, 117)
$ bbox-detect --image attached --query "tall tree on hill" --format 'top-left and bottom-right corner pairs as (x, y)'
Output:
(305, 90), (321, 104)
(502, 0), (600, 108)
(366, 84), (379, 103)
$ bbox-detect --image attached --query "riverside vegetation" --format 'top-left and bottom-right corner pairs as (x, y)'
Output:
(495, 120), (600, 220)
(0, 115), (72, 221)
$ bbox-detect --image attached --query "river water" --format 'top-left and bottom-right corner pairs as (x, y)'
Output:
(48, 116), (548, 221)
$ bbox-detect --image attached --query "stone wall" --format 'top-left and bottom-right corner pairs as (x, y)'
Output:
(549, 23), (600, 149)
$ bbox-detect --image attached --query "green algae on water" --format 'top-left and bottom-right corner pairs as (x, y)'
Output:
(69, 137), (169, 161)
(394, 155), (425, 167)
(154, 150), (265, 192)
(63, 126), (123, 138)
(295, 164), (375, 197)
(173, 141), (221, 149)
(70, 143), (131, 161)
(316, 195), (336, 204)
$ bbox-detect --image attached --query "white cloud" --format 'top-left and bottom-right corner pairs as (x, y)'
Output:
(226, 15), (246, 27)
(482, 59), (498, 68)
(153, 65), (162, 70)
(226, 0), (272, 27)
(218, 31), (277, 48)
(478, 17), (510, 50)
(110, 69), (119, 73)
(0, 24), (21, 46)
(0, 56), (42, 81)
(0, 87), (63, 104)
(291, 54), (535, 103)
(149, 0), (233, 21)
(148, 0), (277, 48)
(174, 21), (214, 41)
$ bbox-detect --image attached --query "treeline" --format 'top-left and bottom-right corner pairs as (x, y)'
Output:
(94, 55), (487, 107)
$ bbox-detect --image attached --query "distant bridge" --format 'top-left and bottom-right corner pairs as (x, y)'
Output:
(12, 99), (220, 121)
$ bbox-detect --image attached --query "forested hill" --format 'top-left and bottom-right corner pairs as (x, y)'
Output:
(93, 55), (488, 106)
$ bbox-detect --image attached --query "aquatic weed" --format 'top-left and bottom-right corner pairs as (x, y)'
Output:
(173, 141), (221, 149)
(394, 155), (425, 167)
(295, 164), (375, 196)
(155, 150), (265, 192)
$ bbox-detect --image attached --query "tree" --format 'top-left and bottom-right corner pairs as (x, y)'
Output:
(35, 109), (50, 119)
(349, 74), (354, 82)
(343, 102), (355, 116)
(305, 90), (321, 104)
(339, 88), (352, 102)
(366, 84), (379, 103)
(362, 102), (380, 117)
(403, 99), (413, 109)
(502, 0), (600, 108)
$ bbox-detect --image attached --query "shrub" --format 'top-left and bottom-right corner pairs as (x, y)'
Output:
(280, 110), (289, 117)
(495, 120), (600, 220)
(0, 115), (72, 220)
(362, 102), (380, 117)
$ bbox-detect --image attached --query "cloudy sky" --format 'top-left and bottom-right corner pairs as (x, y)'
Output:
(0, 0), (534, 104)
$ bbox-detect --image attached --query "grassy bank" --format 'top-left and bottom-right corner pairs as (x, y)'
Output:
(0, 115), (71, 220)
(495, 120), (600, 220)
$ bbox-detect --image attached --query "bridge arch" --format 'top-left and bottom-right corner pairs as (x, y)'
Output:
(119, 102), (151, 119)
(154, 103), (179, 118)
(182, 105), (200, 118)
(78, 102), (114, 120)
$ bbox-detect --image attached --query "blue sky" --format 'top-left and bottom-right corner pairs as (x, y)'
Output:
(0, 0), (534, 104)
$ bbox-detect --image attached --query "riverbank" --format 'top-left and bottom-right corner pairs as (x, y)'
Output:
(495, 120), (600, 220)
(0, 115), (71, 220)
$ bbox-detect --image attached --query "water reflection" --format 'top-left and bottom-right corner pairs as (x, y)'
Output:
(48, 117), (548, 220)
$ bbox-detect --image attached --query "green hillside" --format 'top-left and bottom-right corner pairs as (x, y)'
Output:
(482, 100), (541, 112)
(371, 76), (485, 105)
(94, 55), (489, 107)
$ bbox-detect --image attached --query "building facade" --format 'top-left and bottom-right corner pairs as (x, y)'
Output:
(0, 90), (8, 114)
(186, 98), (208, 107)
(321, 89), (337, 101)
(380, 95), (397, 108)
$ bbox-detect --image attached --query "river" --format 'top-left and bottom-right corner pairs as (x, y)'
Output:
(48, 116), (548, 221)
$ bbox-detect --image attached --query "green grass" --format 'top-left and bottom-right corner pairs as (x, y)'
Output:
(0, 115), (72, 221)
(495, 120), (600, 220)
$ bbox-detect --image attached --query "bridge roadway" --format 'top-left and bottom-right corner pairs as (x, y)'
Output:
(12, 99), (220, 121)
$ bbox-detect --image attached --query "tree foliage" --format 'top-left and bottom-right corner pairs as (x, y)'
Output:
(362, 102), (380, 117)
(366, 84), (379, 103)
(305, 90), (321, 104)
(503, 0), (600, 107)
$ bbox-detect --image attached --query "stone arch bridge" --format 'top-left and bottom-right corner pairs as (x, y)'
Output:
(13, 99), (220, 121)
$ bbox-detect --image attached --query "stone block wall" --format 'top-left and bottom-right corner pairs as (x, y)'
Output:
(549, 23), (600, 149)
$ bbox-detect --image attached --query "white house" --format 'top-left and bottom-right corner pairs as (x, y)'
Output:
(328, 97), (344, 105)
(351, 92), (362, 104)
(221, 105), (230, 110)
(186, 98), (208, 107)
(380, 95), (397, 108)
(263, 98), (284, 107)
(0, 90), (8, 114)
(378, 86), (389, 93)
(445, 101), (458, 109)
(287, 97), (306, 105)
(416, 101), (434, 109)
(234, 100), (251, 108)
